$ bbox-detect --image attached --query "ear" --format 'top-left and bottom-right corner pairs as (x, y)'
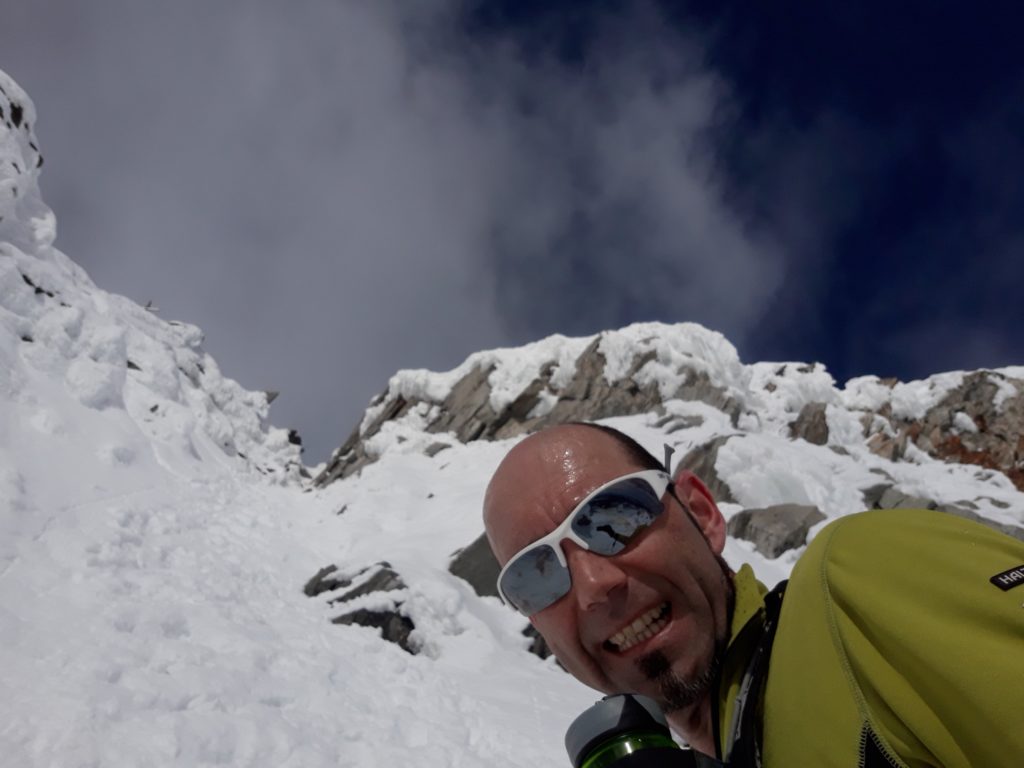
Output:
(672, 470), (727, 554)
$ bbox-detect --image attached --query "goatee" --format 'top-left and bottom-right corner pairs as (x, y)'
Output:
(635, 641), (724, 712)
(637, 552), (735, 713)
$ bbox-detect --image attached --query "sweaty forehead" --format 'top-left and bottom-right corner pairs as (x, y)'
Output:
(483, 426), (640, 562)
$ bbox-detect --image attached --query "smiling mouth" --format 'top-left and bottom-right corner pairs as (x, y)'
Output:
(605, 602), (671, 653)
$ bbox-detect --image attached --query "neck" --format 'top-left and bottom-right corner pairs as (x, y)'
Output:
(669, 562), (736, 758)
(667, 698), (716, 756)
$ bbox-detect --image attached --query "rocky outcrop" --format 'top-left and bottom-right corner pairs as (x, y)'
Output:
(315, 331), (745, 485)
(857, 371), (1024, 491)
(318, 319), (1024, 497)
(447, 533), (555, 661)
(727, 504), (826, 558)
(304, 562), (418, 654)
(448, 533), (500, 599)
(861, 483), (1024, 541)
(789, 402), (829, 445)
(675, 436), (737, 503)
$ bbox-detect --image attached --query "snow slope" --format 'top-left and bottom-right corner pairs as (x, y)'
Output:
(2, 67), (1023, 767)
(1, 68), (593, 767)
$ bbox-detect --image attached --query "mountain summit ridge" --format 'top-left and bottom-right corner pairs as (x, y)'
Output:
(317, 321), (1024, 502)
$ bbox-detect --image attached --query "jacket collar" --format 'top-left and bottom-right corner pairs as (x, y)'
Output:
(713, 564), (769, 759)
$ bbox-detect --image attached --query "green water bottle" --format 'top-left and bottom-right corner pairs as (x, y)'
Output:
(565, 694), (696, 768)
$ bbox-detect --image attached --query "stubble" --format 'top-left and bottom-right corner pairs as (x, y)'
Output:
(637, 553), (735, 713)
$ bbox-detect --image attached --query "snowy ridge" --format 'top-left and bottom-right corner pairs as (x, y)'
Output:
(360, 322), (745, 435)
(338, 316), (1024, 515)
(361, 332), (592, 433)
(0, 69), (303, 512)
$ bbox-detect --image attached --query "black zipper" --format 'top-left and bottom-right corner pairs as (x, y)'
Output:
(859, 726), (903, 768)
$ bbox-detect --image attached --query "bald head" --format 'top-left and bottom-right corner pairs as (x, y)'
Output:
(483, 423), (657, 564)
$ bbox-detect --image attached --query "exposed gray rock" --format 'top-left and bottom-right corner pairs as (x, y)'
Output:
(310, 331), (1024, 658)
(861, 482), (1024, 541)
(435, 363), (499, 441)
(303, 564), (347, 597)
(328, 563), (406, 602)
(317, 394), (419, 484)
(790, 402), (829, 445)
(676, 436), (737, 503)
(877, 487), (937, 512)
(424, 442), (451, 458)
(448, 532), (500, 599)
(936, 508), (1024, 541)
(861, 371), (1024, 491)
(523, 624), (554, 662)
(727, 504), (825, 558)
(305, 562), (419, 654)
(448, 533), (558, 664)
(654, 411), (705, 433)
(333, 610), (417, 655)
(860, 483), (892, 510)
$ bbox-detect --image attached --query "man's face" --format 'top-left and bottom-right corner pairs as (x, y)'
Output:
(484, 427), (732, 720)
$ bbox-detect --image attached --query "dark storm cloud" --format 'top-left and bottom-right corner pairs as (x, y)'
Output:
(2, 1), (786, 460)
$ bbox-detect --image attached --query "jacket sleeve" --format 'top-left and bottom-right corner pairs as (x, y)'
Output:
(810, 509), (1024, 768)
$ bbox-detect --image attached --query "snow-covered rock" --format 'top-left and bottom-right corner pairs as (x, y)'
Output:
(316, 324), (752, 485)
(0, 68), (304, 511)
(317, 319), (1024, 504)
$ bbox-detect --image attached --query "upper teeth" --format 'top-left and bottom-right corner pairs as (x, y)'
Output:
(607, 603), (669, 652)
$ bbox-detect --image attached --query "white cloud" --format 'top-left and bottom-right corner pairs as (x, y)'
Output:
(2, 0), (785, 459)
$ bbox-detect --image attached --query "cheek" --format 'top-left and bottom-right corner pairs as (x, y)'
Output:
(533, 613), (610, 692)
(532, 611), (575, 661)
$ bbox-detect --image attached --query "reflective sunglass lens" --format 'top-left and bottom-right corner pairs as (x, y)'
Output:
(499, 544), (571, 615)
(571, 478), (663, 554)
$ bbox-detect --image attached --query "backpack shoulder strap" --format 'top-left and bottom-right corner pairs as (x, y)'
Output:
(725, 580), (788, 768)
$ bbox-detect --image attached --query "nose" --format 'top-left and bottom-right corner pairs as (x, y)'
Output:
(563, 541), (627, 611)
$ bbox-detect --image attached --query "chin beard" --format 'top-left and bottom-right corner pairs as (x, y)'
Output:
(637, 553), (735, 713)
(635, 640), (724, 712)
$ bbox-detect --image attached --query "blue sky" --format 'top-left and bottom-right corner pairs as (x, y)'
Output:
(470, 1), (1024, 377)
(3, 1), (1023, 461)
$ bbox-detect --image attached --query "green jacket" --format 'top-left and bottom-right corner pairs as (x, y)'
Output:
(714, 509), (1024, 767)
